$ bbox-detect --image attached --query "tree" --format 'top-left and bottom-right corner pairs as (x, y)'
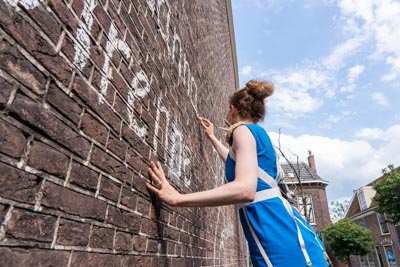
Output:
(322, 218), (373, 265)
(329, 200), (350, 223)
(373, 164), (400, 224)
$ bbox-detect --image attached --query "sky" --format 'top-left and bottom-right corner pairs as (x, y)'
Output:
(231, 0), (400, 205)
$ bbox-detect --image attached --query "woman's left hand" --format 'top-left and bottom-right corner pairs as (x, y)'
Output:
(146, 161), (182, 207)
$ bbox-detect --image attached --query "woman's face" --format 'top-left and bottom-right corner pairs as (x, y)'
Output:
(226, 105), (235, 125)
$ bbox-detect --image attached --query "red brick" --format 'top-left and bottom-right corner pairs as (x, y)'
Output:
(91, 146), (131, 182)
(70, 252), (122, 267)
(121, 255), (152, 267)
(26, 4), (62, 44)
(137, 197), (151, 216)
(0, 162), (42, 204)
(106, 205), (141, 232)
(0, 120), (27, 158)
(41, 182), (106, 220)
(69, 161), (99, 192)
(46, 82), (82, 125)
(131, 174), (150, 197)
(121, 123), (150, 159)
(119, 187), (137, 210)
(99, 178), (120, 202)
(107, 133), (128, 160)
(126, 148), (142, 173)
(114, 231), (132, 251)
(146, 238), (159, 253)
(47, 0), (78, 34)
(140, 218), (158, 237)
(0, 248), (69, 266)
(0, 203), (9, 223)
(81, 112), (108, 145)
(11, 94), (90, 158)
(0, 78), (14, 109)
(89, 225), (114, 249)
(0, 41), (47, 96)
(71, 76), (121, 132)
(6, 208), (57, 242)
(28, 141), (69, 179)
(56, 218), (91, 246)
(132, 235), (147, 252)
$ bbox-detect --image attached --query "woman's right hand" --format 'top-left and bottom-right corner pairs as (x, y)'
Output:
(198, 117), (214, 138)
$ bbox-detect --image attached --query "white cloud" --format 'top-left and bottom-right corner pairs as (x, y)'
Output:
(268, 124), (400, 202)
(347, 64), (365, 83)
(240, 65), (252, 75)
(355, 128), (385, 140)
(334, 0), (400, 81)
(322, 37), (364, 70)
(371, 92), (389, 107)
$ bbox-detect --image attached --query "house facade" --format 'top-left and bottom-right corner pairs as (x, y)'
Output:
(281, 151), (331, 233)
(345, 168), (400, 267)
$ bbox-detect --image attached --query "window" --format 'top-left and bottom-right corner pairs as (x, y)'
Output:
(383, 245), (397, 267)
(367, 253), (376, 267)
(359, 255), (368, 267)
(288, 172), (294, 178)
(377, 213), (390, 234)
(375, 246), (384, 267)
(358, 188), (368, 210)
(297, 194), (315, 224)
(358, 218), (366, 227)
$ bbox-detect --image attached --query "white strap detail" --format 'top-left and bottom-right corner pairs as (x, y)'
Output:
(242, 207), (273, 267)
(244, 187), (281, 206)
(281, 198), (312, 265)
(257, 167), (278, 187)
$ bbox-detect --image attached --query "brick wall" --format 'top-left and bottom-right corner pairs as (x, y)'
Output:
(0, 0), (246, 266)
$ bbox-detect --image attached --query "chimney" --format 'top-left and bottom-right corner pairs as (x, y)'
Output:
(308, 150), (316, 173)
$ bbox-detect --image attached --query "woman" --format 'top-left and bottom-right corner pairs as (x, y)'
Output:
(146, 80), (331, 267)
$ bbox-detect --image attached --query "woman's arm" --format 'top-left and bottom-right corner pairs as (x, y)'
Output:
(199, 117), (229, 162)
(146, 125), (258, 207)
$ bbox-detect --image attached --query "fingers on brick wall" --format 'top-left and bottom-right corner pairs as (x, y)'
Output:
(0, 0), (246, 265)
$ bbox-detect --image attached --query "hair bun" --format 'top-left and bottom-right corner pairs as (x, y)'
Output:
(245, 80), (274, 100)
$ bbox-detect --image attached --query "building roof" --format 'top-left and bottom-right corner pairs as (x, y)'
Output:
(281, 162), (329, 185)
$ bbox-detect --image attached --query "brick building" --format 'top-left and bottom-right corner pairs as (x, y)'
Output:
(345, 167), (400, 267)
(0, 0), (247, 266)
(281, 151), (331, 233)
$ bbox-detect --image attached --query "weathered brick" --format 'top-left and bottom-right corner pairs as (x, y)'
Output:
(46, 82), (82, 125)
(146, 238), (159, 253)
(137, 197), (151, 216)
(132, 235), (147, 252)
(140, 218), (158, 237)
(27, 141), (69, 179)
(126, 148), (142, 173)
(0, 41), (47, 96)
(71, 76), (121, 132)
(56, 218), (91, 246)
(0, 77), (14, 109)
(99, 177), (120, 202)
(0, 162), (42, 204)
(69, 161), (98, 192)
(10, 94), (90, 158)
(71, 252), (122, 267)
(91, 146), (131, 182)
(89, 225), (114, 249)
(81, 112), (108, 145)
(0, 248), (69, 266)
(0, 119), (27, 158)
(107, 133), (128, 160)
(119, 187), (137, 210)
(106, 205), (141, 232)
(0, 203), (9, 223)
(41, 182), (106, 220)
(114, 231), (132, 251)
(121, 123), (150, 159)
(6, 208), (57, 242)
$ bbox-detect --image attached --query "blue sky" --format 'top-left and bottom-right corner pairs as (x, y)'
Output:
(232, 0), (400, 204)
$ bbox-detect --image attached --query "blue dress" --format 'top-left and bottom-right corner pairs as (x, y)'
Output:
(225, 124), (328, 267)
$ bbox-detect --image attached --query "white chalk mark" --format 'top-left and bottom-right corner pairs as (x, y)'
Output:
(99, 23), (131, 103)
(73, 0), (97, 71)
(3, 0), (41, 9)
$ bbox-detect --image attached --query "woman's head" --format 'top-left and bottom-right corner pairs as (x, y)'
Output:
(228, 80), (274, 123)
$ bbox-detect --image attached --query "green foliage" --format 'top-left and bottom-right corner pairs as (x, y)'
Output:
(373, 164), (400, 224)
(329, 200), (349, 223)
(322, 218), (373, 263)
